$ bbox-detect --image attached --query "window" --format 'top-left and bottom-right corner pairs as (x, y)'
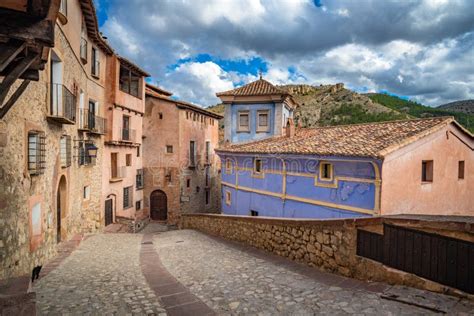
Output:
(205, 168), (210, 187)
(254, 158), (262, 174)
(189, 141), (196, 167)
(159, 112), (163, 119)
(257, 110), (269, 132)
(83, 186), (90, 200)
(187, 179), (191, 188)
(60, 135), (71, 168)
(205, 141), (210, 163)
(319, 162), (333, 181)
(250, 210), (259, 216)
(137, 146), (140, 157)
(421, 160), (434, 182)
(225, 159), (232, 174)
(126, 154), (132, 166)
(238, 111), (250, 132)
(458, 161), (465, 180)
(122, 115), (130, 141)
(225, 190), (231, 205)
(196, 186), (200, 193)
(91, 47), (99, 77)
(78, 140), (95, 166)
(119, 65), (141, 98)
(123, 186), (133, 209)
(166, 145), (173, 153)
(136, 200), (141, 210)
(111, 152), (118, 178)
(28, 131), (46, 175)
(136, 169), (144, 189)
(205, 189), (210, 205)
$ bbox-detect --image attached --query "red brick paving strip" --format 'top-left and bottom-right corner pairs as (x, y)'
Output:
(0, 234), (85, 315)
(140, 234), (215, 316)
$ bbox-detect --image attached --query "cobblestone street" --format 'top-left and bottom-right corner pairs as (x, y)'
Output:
(34, 234), (166, 315)
(32, 227), (474, 315)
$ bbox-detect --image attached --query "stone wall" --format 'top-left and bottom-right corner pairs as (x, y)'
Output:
(180, 214), (473, 297)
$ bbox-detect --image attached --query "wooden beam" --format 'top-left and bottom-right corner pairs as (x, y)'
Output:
(0, 53), (37, 105)
(0, 41), (26, 72)
(0, 79), (30, 119)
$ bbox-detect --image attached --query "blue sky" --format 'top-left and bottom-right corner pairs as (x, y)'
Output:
(95, 0), (474, 107)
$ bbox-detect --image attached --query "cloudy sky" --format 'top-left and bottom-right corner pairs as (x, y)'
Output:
(95, 0), (474, 107)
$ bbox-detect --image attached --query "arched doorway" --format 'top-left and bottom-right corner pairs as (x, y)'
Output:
(57, 176), (67, 243)
(150, 190), (167, 221)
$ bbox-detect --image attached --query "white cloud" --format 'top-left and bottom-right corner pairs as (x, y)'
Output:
(100, 0), (474, 106)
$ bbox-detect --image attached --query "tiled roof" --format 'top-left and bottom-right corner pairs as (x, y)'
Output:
(217, 117), (459, 158)
(145, 83), (173, 97)
(145, 86), (223, 119)
(216, 79), (288, 97)
(118, 55), (149, 77)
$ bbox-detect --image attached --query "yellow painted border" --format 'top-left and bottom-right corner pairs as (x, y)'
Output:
(221, 181), (374, 215)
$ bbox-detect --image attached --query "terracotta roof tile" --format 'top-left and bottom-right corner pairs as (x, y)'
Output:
(145, 86), (222, 119)
(217, 117), (456, 158)
(216, 79), (288, 97)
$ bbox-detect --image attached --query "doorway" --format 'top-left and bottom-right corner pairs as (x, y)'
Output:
(105, 199), (113, 226)
(57, 176), (67, 243)
(150, 190), (167, 221)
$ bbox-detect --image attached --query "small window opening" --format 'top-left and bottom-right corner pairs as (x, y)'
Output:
(422, 160), (434, 182)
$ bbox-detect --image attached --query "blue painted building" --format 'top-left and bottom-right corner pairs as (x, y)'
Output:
(215, 79), (472, 219)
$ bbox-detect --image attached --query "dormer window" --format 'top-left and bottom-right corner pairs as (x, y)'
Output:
(238, 111), (250, 132)
(257, 110), (269, 132)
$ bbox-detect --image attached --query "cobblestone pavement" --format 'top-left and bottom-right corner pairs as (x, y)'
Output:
(154, 230), (473, 315)
(34, 234), (166, 315)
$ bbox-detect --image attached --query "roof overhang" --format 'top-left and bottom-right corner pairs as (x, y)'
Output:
(118, 55), (149, 77)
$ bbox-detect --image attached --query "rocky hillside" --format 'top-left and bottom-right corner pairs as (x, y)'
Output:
(437, 100), (474, 114)
(279, 84), (407, 127)
(367, 93), (474, 132)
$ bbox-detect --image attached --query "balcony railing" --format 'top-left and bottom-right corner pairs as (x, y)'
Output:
(121, 128), (136, 142)
(79, 109), (106, 134)
(80, 37), (88, 63)
(110, 166), (126, 180)
(49, 83), (76, 124)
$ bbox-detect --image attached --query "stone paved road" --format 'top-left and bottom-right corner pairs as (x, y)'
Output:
(154, 230), (473, 316)
(34, 234), (166, 315)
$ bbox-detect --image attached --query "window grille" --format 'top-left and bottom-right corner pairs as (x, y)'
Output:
(28, 131), (46, 175)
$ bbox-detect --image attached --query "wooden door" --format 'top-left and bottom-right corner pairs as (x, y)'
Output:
(150, 190), (167, 221)
(105, 199), (113, 226)
(56, 190), (61, 243)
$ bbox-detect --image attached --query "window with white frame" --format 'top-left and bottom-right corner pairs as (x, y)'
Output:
(225, 190), (231, 205)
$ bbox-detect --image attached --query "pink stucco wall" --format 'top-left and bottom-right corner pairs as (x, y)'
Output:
(102, 55), (146, 221)
(381, 123), (473, 216)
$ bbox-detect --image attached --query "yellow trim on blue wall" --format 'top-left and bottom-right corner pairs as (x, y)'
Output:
(221, 181), (374, 215)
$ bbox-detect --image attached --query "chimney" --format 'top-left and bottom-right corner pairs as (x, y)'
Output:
(286, 118), (295, 138)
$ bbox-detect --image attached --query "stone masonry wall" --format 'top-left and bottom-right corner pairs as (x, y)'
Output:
(180, 214), (474, 297)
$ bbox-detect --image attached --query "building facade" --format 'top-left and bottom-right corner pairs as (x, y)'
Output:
(216, 79), (473, 219)
(101, 55), (148, 228)
(143, 84), (222, 225)
(0, 0), (113, 279)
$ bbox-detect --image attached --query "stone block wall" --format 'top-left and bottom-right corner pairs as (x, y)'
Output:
(180, 214), (473, 297)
